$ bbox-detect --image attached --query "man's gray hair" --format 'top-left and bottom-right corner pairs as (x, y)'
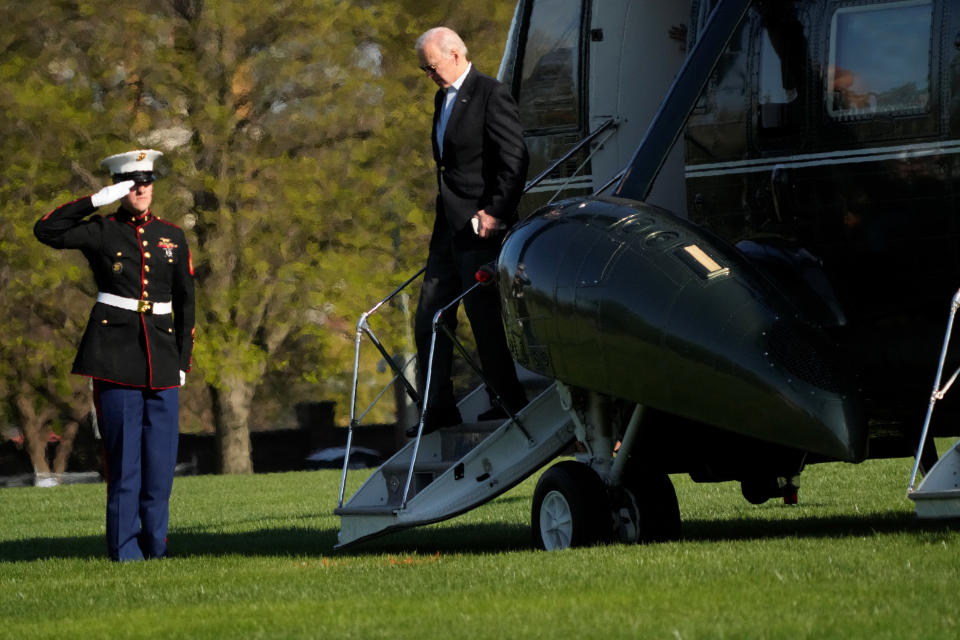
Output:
(415, 27), (468, 59)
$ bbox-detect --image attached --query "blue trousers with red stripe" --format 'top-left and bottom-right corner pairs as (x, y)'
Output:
(94, 381), (179, 562)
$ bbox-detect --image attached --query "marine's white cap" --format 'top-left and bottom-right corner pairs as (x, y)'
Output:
(100, 149), (163, 183)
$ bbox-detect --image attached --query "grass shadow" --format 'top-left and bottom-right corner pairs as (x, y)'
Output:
(337, 521), (532, 556)
(681, 509), (960, 543)
(4, 510), (958, 562)
(171, 521), (533, 557)
(347, 510), (960, 554)
(0, 535), (106, 562)
(0, 521), (531, 562)
(0, 527), (342, 562)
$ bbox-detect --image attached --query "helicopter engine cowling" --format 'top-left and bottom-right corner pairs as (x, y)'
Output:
(498, 196), (866, 462)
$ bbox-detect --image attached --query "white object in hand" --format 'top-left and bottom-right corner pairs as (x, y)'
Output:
(180, 370), (186, 386)
(471, 215), (506, 235)
(90, 180), (135, 208)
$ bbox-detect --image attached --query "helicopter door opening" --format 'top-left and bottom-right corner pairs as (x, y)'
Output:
(502, 0), (694, 216)
(587, 0), (691, 215)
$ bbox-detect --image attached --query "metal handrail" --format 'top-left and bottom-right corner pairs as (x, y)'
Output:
(353, 354), (417, 427)
(522, 117), (618, 198)
(545, 126), (620, 205)
(338, 267), (424, 507)
(908, 287), (960, 492)
(593, 167), (627, 197)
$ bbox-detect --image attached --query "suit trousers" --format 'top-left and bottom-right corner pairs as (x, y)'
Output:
(414, 238), (527, 414)
(93, 381), (179, 562)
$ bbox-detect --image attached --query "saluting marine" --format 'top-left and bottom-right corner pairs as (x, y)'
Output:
(35, 149), (195, 562)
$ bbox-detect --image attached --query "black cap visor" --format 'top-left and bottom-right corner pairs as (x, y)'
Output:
(113, 170), (156, 184)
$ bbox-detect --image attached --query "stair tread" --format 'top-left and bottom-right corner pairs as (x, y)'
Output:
(334, 504), (399, 516)
(909, 488), (960, 499)
(381, 460), (453, 473)
(429, 418), (507, 433)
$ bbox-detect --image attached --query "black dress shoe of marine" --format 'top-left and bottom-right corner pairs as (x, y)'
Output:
(405, 406), (463, 438)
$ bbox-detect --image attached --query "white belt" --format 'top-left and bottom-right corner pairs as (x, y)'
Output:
(97, 292), (172, 315)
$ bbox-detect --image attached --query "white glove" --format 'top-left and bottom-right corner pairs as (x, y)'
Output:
(180, 370), (186, 386)
(90, 180), (135, 208)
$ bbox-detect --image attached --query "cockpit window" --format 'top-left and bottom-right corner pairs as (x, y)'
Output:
(826, 0), (932, 120)
(516, 0), (582, 131)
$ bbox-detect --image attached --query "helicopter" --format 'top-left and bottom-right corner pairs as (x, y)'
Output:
(335, 0), (960, 550)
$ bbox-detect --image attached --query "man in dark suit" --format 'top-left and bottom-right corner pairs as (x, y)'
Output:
(35, 149), (195, 561)
(409, 27), (529, 436)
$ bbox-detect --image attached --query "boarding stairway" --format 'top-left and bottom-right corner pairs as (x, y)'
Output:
(334, 379), (574, 549)
(332, 269), (575, 549)
(907, 288), (960, 518)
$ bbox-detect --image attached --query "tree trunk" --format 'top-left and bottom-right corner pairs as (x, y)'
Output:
(209, 378), (254, 474)
(51, 420), (79, 474)
(14, 387), (56, 475)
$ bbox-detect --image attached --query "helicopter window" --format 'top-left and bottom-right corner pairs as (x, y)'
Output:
(826, 0), (932, 120)
(516, 0), (582, 131)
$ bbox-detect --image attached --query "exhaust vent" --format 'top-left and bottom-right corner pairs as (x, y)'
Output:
(766, 321), (845, 394)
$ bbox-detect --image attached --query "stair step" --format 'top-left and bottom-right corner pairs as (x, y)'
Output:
(336, 381), (575, 549)
(454, 418), (506, 432)
(381, 460), (453, 475)
(403, 419), (513, 463)
(909, 488), (960, 519)
(910, 489), (960, 500)
(334, 505), (398, 516)
(408, 419), (504, 437)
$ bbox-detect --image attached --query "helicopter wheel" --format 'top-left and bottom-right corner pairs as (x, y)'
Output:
(532, 460), (610, 550)
(613, 469), (682, 544)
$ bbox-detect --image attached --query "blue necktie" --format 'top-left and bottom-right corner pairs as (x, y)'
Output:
(437, 87), (457, 156)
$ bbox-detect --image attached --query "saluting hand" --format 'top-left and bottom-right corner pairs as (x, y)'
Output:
(90, 180), (135, 208)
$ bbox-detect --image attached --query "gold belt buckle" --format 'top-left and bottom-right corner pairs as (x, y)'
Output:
(137, 299), (152, 313)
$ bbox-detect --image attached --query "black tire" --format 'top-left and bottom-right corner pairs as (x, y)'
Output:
(531, 460), (611, 550)
(618, 469), (682, 543)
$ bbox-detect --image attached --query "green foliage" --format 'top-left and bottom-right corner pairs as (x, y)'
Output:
(0, 0), (518, 450)
(2, 451), (960, 638)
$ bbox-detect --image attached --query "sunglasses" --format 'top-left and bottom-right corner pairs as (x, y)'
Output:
(419, 63), (438, 74)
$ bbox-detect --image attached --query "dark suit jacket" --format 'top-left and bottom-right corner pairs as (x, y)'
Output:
(35, 197), (196, 389)
(432, 66), (529, 243)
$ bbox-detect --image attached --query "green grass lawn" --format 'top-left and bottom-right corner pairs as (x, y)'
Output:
(2, 444), (959, 639)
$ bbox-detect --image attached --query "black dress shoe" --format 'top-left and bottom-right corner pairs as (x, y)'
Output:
(405, 406), (462, 438)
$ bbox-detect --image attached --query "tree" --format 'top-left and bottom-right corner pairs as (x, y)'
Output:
(1, 0), (518, 475)
(0, 1), (119, 480)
